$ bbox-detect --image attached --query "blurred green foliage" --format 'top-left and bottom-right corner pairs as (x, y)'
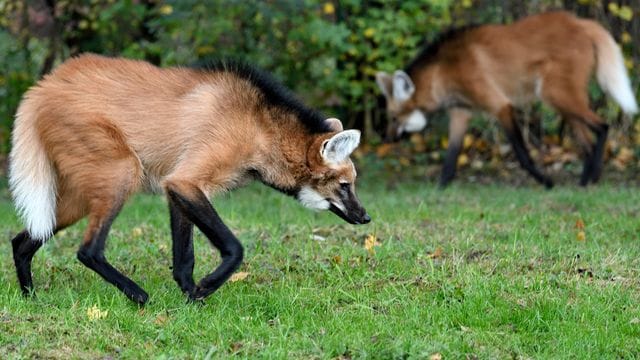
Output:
(0, 0), (638, 155)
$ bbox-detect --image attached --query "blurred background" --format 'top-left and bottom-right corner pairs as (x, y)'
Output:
(1, 0), (638, 184)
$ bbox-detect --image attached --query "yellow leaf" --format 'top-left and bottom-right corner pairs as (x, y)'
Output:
(457, 153), (469, 167)
(364, 234), (380, 255)
(332, 255), (342, 264)
(364, 28), (375, 39)
(622, 32), (632, 44)
(463, 134), (474, 150)
(131, 227), (143, 238)
(576, 231), (586, 242)
(323, 2), (335, 15)
(608, 3), (619, 14)
(429, 353), (443, 360)
(619, 6), (633, 21)
(617, 146), (634, 164)
(440, 136), (448, 149)
(86, 305), (108, 321)
(159, 4), (173, 15)
(229, 271), (249, 282)
(624, 58), (634, 70)
(197, 45), (215, 56)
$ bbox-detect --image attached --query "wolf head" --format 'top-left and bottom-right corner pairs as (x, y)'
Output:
(296, 118), (371, 225)
(376, 70), (428, 141)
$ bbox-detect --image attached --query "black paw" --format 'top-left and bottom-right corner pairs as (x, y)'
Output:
(125, 289), (149, 306)
(187, 287), (207, 304)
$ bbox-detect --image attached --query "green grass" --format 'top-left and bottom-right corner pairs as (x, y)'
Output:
(1, 172), (639, 359)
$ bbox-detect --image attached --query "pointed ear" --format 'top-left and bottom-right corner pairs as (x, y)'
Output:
(321, 130), (361, 164)
(375, 71), (393, 99)
(325, 117), (344, 132)
(392, 70), (415, 102)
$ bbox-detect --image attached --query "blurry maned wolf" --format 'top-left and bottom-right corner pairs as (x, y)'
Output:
(9, 54), (371, 304)
(377, 11), (638, 188)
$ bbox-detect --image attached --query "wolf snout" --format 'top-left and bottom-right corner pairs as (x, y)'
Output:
(359, 213), (372, 224)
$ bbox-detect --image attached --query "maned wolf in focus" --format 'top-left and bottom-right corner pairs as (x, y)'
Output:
(376, 11), (638, 188)
(9, 54), (371, 305)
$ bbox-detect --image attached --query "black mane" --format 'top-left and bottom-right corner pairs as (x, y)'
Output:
(404, 25), (479, 75)
(192, 60), (332, 134)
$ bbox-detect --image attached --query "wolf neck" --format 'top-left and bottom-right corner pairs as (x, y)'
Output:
(412, 64), (463, 112)
(251, 118), (317, 196)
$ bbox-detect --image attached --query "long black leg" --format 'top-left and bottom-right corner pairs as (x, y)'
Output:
(77, 210), (149, 305)
(440, 141), (462, 188)
(12, 231), (43, 295)
(501, 108), (553, 189)
(580, 148), (595, 186)
(581, 123), (608, 185)
(169, 200), (196, 295)
(439, 108), (471, 188)
(167, 187), (244, 301)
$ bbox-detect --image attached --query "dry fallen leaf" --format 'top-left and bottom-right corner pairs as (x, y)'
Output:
(463, 134), (474, 150)
(409, 133), (424, 145)
(410, 133), (427, 152)
(154, 314), (168, 326)
(230, 342), (243, 353)
(457, 154), (469, 167)
(544, 134), (561, 146)
(440, 136), (449, 149)
(575, 219), (585, 230)
(131, 227), (143, 238)
(376, 143), (393, 157)
(427, 247), (443, 259)
(229, 272), (249, 282)
(474, 138), (489, 152)
(429, 353), (442, 360)
(86, 305), (108, 321)
(332, 255), (342, 264)
(364, 234), (380, 255)
(617, 147), (634, 163)
(576, 231), (586, 242)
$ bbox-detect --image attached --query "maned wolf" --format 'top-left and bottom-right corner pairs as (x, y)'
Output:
(376, 11), (638, 188)
(9, 54), (371, 304)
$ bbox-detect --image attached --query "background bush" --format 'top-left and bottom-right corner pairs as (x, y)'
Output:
(1, 0), (638, 169)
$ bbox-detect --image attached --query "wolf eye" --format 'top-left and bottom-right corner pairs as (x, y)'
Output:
(339, 183), (351, 192)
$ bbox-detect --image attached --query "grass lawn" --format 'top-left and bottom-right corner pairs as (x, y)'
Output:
(0, 168), (639, 359)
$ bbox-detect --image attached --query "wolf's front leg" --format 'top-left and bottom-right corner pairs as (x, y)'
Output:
(165, 181), (244, 301)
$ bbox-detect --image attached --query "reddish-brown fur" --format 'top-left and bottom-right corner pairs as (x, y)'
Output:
(377, 11), (638, 187)
(10, 54), (369, 303)
(19, 55), (348, 231)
